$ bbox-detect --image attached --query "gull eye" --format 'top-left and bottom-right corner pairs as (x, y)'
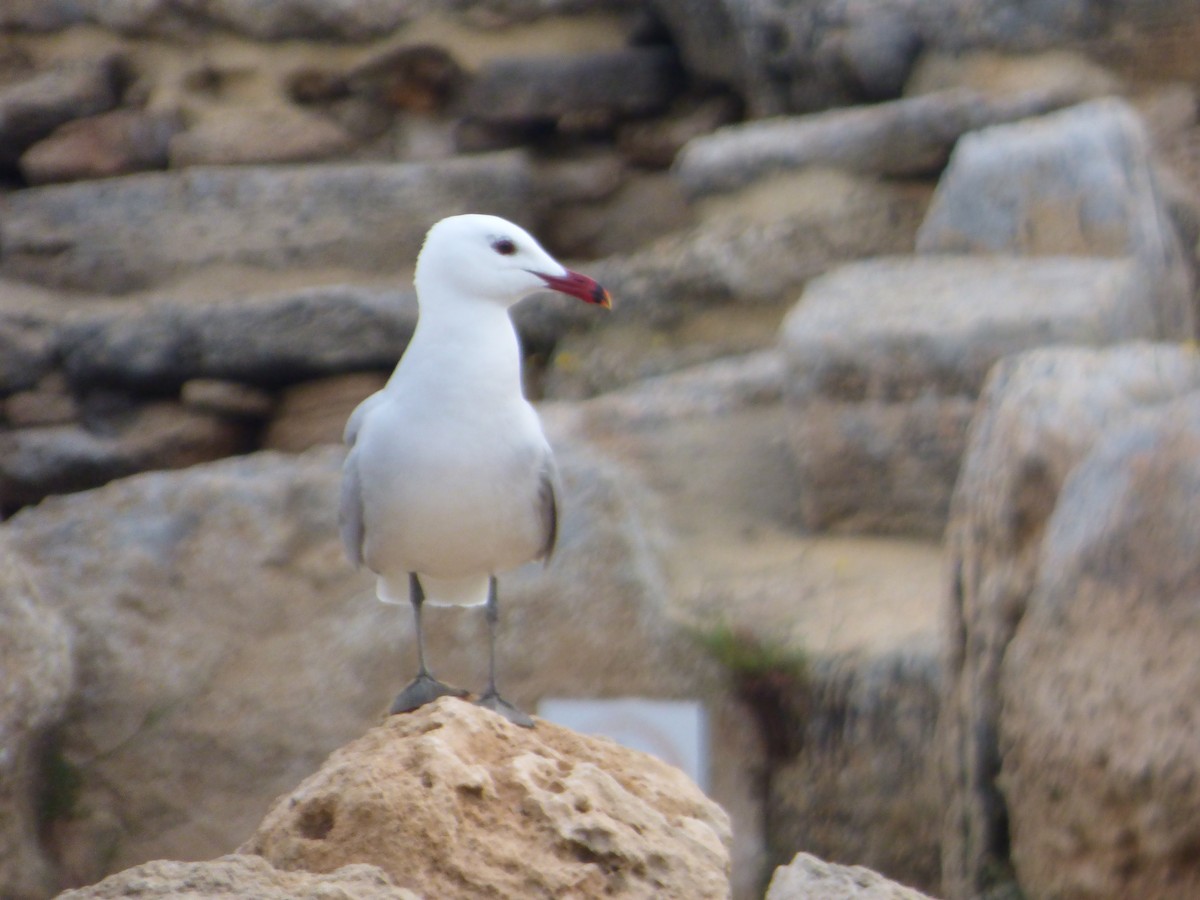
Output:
(492, 238), (517, 256)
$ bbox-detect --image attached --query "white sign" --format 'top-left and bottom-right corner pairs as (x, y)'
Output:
(537, 697), (709, 790)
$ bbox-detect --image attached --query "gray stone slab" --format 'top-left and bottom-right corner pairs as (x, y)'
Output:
(0, 152), (534, 292)
(780, 254), (1162, 535)
(917, 98), (1194, 338)
(673, 88), (1072, 197)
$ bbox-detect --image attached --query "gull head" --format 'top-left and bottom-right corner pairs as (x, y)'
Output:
(415, 214), (611, 311)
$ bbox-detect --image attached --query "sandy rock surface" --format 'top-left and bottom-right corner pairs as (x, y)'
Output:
(244, 697), (733, 899)
(56, 854), (420, 900)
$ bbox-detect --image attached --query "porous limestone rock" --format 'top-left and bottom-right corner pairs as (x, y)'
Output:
(244, 698), (733, 899)
(766, 852), (937, 900)
(997, 391), (1200, 900)
(940, 343), (1200, 898)
(56, 854), (419, 899)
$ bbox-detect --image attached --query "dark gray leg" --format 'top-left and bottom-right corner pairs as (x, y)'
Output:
(476, 576), (534, 727)
(389, 573), (467, 715)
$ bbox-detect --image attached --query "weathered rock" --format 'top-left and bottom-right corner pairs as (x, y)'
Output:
(58, 286), (416, 391)
(0, 308), (56, 396)
(0, 57), (122, 166)
(564, 349), (785, 429)
(917, 98), (1195, 336)
(0, 402), (253, 508)
(542, 169), (694, 261)
(6, 436), (761, 894)
(767, 650), (942, 895)
(766, 852), (937, 900)
(549, 168), (927, 336)
(644, 0), (749, 104)
(542, 308), (782, 401)
(617, 92), (741, 168)
(0, 152), (534, 292)
(338, 43), (464, 114)
(998, 391), (1200, 900)
(673, 88), (1075, 198)
(461, 47), (683, 127)
(179, 379), (275, 420)
(533, 153), (626, 206)
(0, 0), (415, 40)
(905, 48), (1122, 102)
(557, 350), (948, 896)
(0, 0), (634, 38)
(57, 855), (419, 900)
(168, 108), (356, 167)
(0, 535), (74, 900)
(3, 373), (79, 427)
(5, 448), (389, 889)
(940, 343), (1200, 899)
(652, 0), (1200, 115)
(781, 256), (1165, 536)
(261, 372), (387, 452)
(246, 700), (732, 898)
(19, 108), (182, 184)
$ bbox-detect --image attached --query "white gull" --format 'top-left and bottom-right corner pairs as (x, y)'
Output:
(339, 213), (611, 726)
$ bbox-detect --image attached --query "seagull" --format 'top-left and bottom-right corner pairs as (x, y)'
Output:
(340, 214), (611, 727)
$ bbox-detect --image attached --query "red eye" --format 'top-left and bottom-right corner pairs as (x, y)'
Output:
(492, 238), (517, 256)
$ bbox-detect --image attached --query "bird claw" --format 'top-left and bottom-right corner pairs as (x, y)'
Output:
(476, 691), (535, 728)
(389, 673), (468, 715)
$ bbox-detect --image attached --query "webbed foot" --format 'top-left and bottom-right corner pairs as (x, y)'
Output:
(476, 691), (535, 728)
(389, 673), (468, 715)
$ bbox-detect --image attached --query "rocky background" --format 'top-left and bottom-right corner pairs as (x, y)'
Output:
(3, 1), (1200, 899)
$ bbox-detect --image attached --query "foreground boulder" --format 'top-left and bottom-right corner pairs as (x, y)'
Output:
(57, 855), (418, 900)
(766, 852), (936, 900)
(244, 698), (732, 899)
(998, 391), (1200, 899)
(940, 343), (1200, 898)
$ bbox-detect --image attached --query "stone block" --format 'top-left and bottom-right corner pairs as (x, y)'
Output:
(780, 255), (1163, 535)
(941, 343), (1200, 898)
(0, 152), (534, 291)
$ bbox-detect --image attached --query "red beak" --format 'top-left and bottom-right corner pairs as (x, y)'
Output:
(536, 269), (612, 309)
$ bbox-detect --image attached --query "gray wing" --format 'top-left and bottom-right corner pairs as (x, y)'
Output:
(538, 449), (562, 562)
(339, 447), (365, 567)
